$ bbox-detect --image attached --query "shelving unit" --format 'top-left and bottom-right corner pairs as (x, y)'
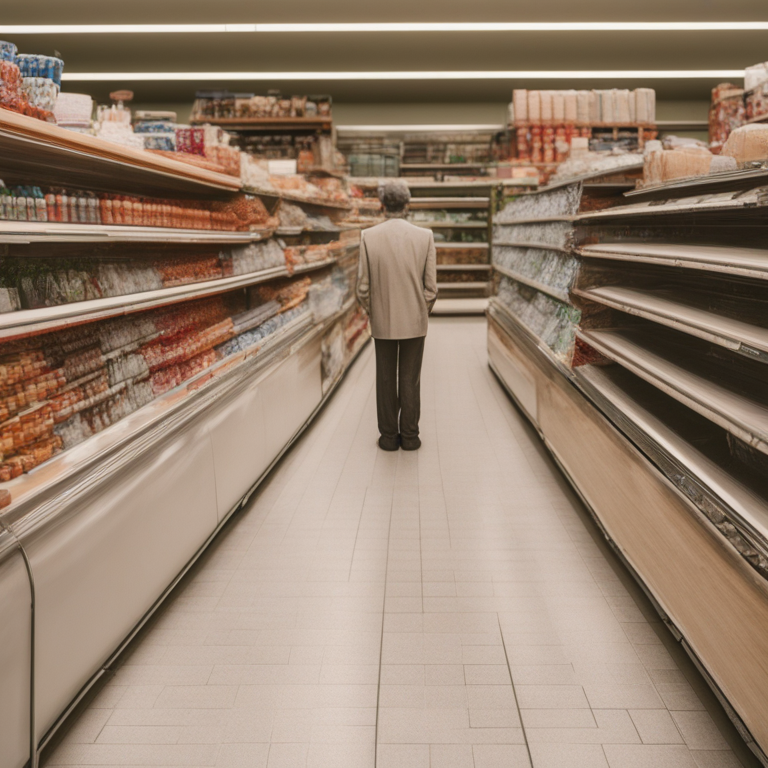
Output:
(0, 221), (269, 245)
(407, 180), (526, 314)
(486, 168), (768, 766)
(0, 117), (368, 768)
(189, 117), (333, 132)
(0, 110), (240, 197)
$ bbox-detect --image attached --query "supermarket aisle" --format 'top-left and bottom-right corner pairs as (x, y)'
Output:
(44, 317), (750, 768)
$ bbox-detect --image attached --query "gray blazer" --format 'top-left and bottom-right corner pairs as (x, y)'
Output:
(356, 218), (438, 339)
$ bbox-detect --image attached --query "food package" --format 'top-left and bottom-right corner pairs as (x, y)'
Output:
(635, 88), (656, 125)
(16, 54), (64, 87)
(552, 91), (565, 124)
(21, 77), (59, 111)
(746, 82), (768, 123)
(540, 91), (553, 124)
(513, 89), (528, 124)
(599, 91), (615, 124)
(155, 254), (222, 287)
(643, 141), (664, 185)
(745, 62), (768, 92)
(54, 92), (93, 127)
(527, 91), (541, 123)
(220, 239), (286, 276)
(709, 84), (745, 153)
(278, 201), (308, 231)
(660, 146), (713, 181)
(0, 59), (24, 113)
(564, 91), (578, 123)
(721, 124), (768, 164)
(588, 91), (601, 124)
(0, 41), (17, 62)
(615, 90), (632, 123)
(576, 91), (591, 125)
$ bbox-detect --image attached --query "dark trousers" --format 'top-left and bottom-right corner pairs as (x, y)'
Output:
(374, 337), (425, 444)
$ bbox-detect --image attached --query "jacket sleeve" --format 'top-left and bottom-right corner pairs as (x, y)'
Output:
(423, 231), (438, 313)
(356, 231), (371, 314)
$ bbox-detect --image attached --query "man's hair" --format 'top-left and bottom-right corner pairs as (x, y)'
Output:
(378, 180), (411, 214)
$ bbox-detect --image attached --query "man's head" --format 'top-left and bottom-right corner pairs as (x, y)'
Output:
(378, 180), (411, 217)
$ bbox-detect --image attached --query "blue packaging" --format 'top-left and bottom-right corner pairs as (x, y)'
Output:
(0, 41), (17, 62)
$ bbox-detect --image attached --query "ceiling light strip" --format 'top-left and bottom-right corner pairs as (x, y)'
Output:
(2, 22), (768, 34)
(61, 70), (745, 82)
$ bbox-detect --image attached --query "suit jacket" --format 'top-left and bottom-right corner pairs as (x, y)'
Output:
(356, 218), (438, 339)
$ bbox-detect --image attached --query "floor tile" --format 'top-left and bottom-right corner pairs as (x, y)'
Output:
(39, 322), (747, 768)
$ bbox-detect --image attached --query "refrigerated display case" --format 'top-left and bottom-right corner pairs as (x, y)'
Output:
(0, 109), (369, 768)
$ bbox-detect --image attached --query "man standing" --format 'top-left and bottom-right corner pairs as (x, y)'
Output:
(356, 181), (438, 451)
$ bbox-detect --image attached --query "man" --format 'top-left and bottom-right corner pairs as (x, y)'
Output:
(356, 180), (438, 451)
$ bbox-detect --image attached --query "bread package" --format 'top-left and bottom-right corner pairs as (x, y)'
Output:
(660, 147), (713, 181)
(540, 91), (553, 124)
(721, 124), (768, 164)
(552, 91), (565, 124)
(564, 91), (578, 123)
(527, 91), (541, 123)
(513, 89), (528, 124)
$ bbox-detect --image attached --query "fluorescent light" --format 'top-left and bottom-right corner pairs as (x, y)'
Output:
(3, 22), (768, 34)
(62, 70), (745, 82)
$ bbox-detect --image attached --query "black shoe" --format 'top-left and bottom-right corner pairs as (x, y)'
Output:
(400, 436), (421, 451)
(378, 436), (400, 451)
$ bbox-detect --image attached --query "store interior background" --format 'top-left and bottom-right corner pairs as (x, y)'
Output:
(7, 0), (766, 141)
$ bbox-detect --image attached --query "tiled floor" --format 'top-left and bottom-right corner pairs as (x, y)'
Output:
(43, 318), (755, 768)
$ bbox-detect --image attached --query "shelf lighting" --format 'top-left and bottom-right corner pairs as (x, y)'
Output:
(62, 70), (745, 82)
(2, 22), (768, 34)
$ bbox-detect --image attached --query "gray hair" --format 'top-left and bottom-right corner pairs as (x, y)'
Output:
(378, 180), (411, 214)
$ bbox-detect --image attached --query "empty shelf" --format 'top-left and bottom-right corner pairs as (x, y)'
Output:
(575, 285), (768, 363)
(494, 265), (570, 303)
(576, 364), (768, 564)
(579, 328), (768, 455)
(579, 243), (768, 281)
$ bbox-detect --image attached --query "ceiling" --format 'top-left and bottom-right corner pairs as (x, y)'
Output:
(2, 1), (767, 106)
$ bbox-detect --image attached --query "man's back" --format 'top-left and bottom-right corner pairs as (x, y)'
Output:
(357, 218), (437, 340)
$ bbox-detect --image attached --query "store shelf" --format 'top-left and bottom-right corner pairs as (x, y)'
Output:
(0, 255), (340, 343)
(431, 297), (489, 314)
(579, 328), (768, 455)
(190, 117), (333, 131)
(623, 167), (768, 202)
(579, 242), (768, 281)
(1, 288), (363, 522)
(0, 109), (240, 198)
(436, 281), (489, 290)
(575, 285), (768, 362)
(0, 268), (282, 341)
(488, 297), (572, 377)
(575, 363), (768, 561)
(655, 120), (710, 132)
(436, 264), (491, 271)
(435, 242), (488, 250)
(244, 187), (351, 212)
(409, 197), (490, 210)
(407, 179), (535, 190)
(401, 163), (490, 171)
(302, 167), (348, 179)
(412, 221), (488, 229)
(492, 240), (571, 254)
(494, 264), (570, 303)
(496, 215), (576, 225)
(0, 220), (268, 245)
